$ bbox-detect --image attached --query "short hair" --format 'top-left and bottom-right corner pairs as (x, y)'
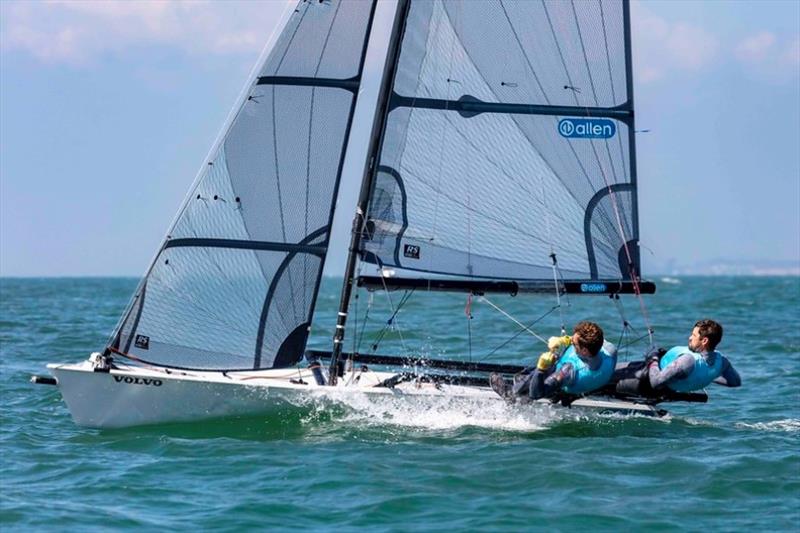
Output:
(695, 319), (723, 350)
(574, 321), (604, 356)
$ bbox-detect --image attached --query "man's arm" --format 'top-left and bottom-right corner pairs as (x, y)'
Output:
(712, 357), (741, 387)
(648, 353), (695, 389)
(539, 362), (576, 395)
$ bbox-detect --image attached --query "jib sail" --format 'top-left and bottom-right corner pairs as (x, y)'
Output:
(111, 0), (376, 370)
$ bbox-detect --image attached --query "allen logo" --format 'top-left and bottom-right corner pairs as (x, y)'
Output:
(580, 283), (608, 293)
(404, 244), (420, 259)
(558, 118), (616, 139)
(113, 375), (163, 387)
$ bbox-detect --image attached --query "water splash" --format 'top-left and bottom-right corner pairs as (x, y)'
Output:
(280, 388), (624, 433)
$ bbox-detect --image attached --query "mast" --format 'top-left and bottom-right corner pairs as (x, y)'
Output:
(622, 0), (641, 277)
(328, 0), (410, 385)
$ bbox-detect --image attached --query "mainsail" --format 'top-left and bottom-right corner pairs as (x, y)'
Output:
(360, 0), (641, 284)
(111, 0), (376, 370)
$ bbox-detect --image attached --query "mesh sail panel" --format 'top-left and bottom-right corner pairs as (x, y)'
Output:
(394, 0), (628, 108)
(362, 0), (639, 281)
(113, 0), (374, 370)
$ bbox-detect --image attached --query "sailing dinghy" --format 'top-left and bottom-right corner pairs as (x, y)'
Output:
(34, 0), (707, 429)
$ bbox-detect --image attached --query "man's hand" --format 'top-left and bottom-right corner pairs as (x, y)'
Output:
(547, 335), (571, 352)
(644, 346), (667, 367)
(537, 351), (556, 371)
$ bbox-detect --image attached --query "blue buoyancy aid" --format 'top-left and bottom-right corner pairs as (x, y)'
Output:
(659, 346), (724, 392)
(554, 345), (615, 394)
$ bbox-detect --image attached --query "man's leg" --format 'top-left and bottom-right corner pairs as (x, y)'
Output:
(528, 369), (550, 400)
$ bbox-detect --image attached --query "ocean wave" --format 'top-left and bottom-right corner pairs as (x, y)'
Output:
(735, 419), (800, 432)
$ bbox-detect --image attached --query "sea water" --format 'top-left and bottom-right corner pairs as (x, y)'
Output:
(1, 276), (798, 531)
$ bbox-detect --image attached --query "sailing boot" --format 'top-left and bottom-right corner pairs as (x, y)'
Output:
(490, 373), (514, 403)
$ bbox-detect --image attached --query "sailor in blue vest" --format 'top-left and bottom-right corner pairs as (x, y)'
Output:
(647, 319), (741, 392)
(490, 321), (616, 401)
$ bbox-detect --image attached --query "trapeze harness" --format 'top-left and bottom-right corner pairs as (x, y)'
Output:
(659, 346), (724, 392)
(554, 346), (615, 395)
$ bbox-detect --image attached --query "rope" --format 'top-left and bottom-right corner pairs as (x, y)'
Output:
(355, 290), (373, 353)
(549, 252), (567, 334)
(478, 296), (548, 344)
(465, 293), (473, 362)
(478, 305), (560, 362)
(370, 285), (413, 353)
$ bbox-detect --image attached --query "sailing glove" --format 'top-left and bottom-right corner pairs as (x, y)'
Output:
(644, 346), (667, 367)
(547, 335), (572, 352)
(537, 351), (557, 371)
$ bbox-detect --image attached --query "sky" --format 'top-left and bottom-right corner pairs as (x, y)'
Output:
(1, 0), (798, 277)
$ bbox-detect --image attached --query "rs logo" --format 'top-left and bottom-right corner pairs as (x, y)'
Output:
(404, 244), (420, 259)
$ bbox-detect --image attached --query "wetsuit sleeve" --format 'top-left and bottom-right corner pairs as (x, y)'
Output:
(603, 340), (618, 357)
(648, 353), (695, 389)
(712, 357), (742, 387)
(544, 362), (576, 392)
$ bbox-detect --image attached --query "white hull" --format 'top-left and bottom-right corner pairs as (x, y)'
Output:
(47, 360), (663, 429)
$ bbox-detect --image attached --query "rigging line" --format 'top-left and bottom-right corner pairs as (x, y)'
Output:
(352, 259), (364, 354)
(479, 296), (547, 343)
(368, 290), (412, 353)
(465, 293), (473, 362)
(611, 292), (639, 336)
(616, 326), (626, 358)
(356, 289), (374, 353)
(553, 251), (572, 311)
(550, 253), (566, 334)
(619, 331), (653, 350)
(478, 305), (559, 362)
(375, 277), (412, 352)
(352, 273), (359, 355)
(107, 346), (164, 371)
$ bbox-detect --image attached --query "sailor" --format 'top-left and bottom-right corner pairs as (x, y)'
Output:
(647, 319), (741, 392)
(490, 321), (616, 401)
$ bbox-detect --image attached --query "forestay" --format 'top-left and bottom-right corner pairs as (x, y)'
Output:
(361, 0), (641, 282)
(111, 0), (376, 370)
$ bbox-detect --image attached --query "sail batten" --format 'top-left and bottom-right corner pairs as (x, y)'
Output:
(389, 93), (632, 120)
(256, 76), (360, 91)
